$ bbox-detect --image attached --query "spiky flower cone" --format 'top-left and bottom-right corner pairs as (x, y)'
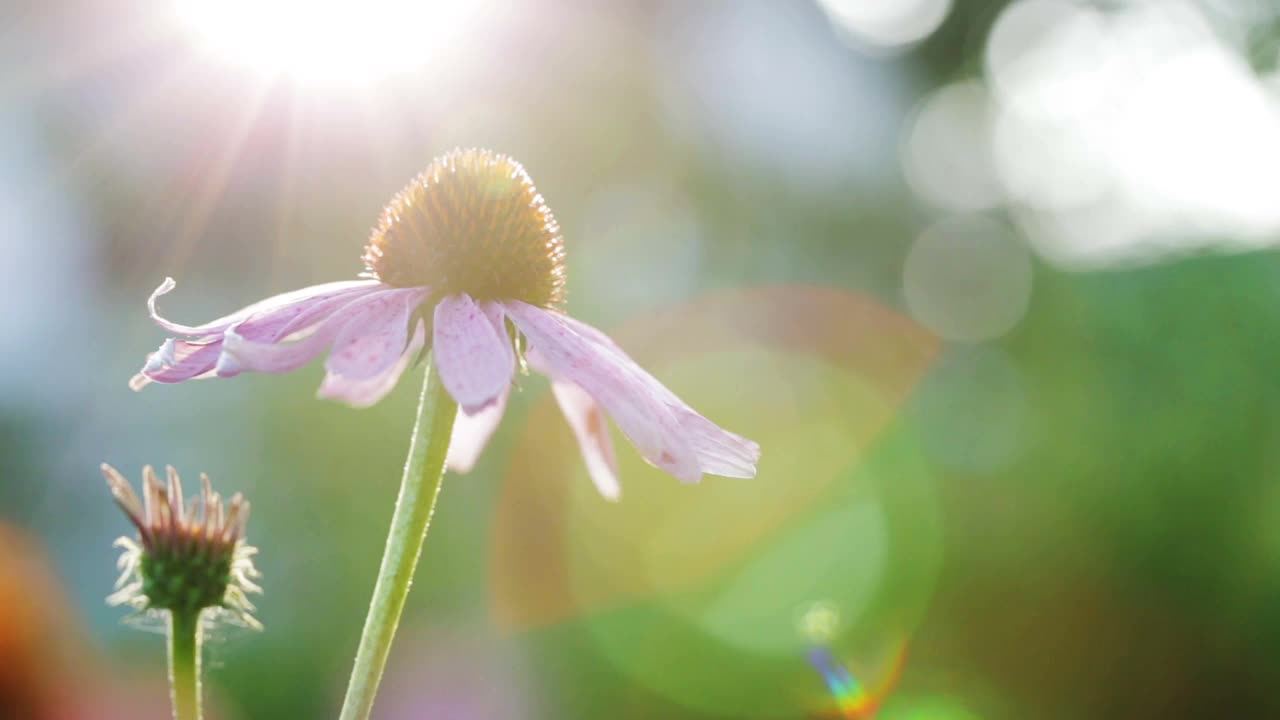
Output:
(103, 464), (262, 720)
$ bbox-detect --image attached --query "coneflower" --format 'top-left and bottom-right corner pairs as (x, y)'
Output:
(127, 148), (760, 719)
(130, 149), (758, 494)
(103, 464), (261, 720)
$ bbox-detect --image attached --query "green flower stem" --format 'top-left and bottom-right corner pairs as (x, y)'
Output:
(339, 359), (458, 720)
(167, 608), (202, 720)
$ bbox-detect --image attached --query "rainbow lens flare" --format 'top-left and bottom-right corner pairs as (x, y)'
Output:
(808, 642), (908, 719)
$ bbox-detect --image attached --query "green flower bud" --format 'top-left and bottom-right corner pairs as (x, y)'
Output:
(103, 464), (262, 630)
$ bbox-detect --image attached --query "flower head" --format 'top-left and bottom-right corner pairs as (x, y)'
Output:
(363, 149), (566, 307)
(131, 148), (759, 498)
(103, 464), (262, 629)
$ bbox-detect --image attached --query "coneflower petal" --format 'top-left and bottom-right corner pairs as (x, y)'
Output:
(547, 370), (621, 501)
(324, 290), (429, 381)
(556, 314), (760, 478)
(445, 385), (510, 474)
(131, 339), (223, 389)
(671, 407), (760, 478)
(319, 319), (428, 408)
(135, 280), (398, 389)
(220, 287), (425, 375)
(432, 294), (515, 414)
(504, 301), (701, 484)
(146, 276), (382, 337)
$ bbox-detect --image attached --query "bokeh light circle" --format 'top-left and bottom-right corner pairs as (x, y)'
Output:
(818, 0), (954, 50)
(985, 0), (1114, 211)
(991, 104), (1112, 212)
(902, 81), (1003, 212)
(692, 501), (888, 656)
(903, 215), (1033, 343)
(909, 345), (1029, 475)
(985, 0), (1105, 107)
(795, 599), (843, 645)
(630, 351), (894, 658)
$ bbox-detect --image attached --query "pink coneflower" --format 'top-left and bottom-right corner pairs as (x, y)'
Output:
(131, 148), (758, 498)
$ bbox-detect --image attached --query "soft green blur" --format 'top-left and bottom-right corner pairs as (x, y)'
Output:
(4, 1), (1280, 718)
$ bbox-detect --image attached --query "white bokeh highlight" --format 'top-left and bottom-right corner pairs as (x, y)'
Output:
(818, 0), (954, 50)
(903, 215), (1034, 343)
(902, 81), (1003, 212)
(982, 0), (1280, 268)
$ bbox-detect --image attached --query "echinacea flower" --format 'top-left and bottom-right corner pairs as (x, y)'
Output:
(103, 464), (262, 629)
(131, 148), (759, 498)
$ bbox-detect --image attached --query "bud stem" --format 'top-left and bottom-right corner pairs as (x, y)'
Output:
(339, 358), (458, 720)
(167, 608), (203, 720)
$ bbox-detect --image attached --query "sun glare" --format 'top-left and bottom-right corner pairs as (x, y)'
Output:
(173, 0), (479, 86)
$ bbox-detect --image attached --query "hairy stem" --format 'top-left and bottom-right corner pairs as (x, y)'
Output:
(339, 359), (457, 720)
(168, 609), (202, 720)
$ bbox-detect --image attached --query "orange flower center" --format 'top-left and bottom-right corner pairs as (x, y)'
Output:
(363, 148), (566, 307)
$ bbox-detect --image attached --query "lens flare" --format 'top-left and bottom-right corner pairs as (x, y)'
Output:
(808, 643), (908, 719)
(489, 286), (941, 718)
(492, 286), (941, 630)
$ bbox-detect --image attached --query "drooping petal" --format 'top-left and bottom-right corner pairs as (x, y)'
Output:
(670, 406), (760, 478)
(146, 276), (382, 337)
(238, 282), (393, 344)
(557, 314), (760, 478)
(525, 346), (621, 499)
(551, 376), (621, 500)
(432, 294), (515, 413)
(325, 287), (427, 381)
(504, 302), (701, 483)
(445, 385), (510, 474)
(318, 319), (427, 408)
(220, 315), (347, 375)
(133, 278), (396, 389)
(221, 286), (427, 375)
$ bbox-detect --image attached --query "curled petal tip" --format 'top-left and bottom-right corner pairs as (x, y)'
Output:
(147, 277), (177, 314)
(154, 276), (176, 297)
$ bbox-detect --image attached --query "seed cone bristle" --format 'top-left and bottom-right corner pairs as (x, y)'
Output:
(103, 464), (262, 629)
(362, 148), (566, 307)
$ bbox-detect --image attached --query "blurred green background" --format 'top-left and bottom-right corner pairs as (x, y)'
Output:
(4, 0), (1280, 718)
